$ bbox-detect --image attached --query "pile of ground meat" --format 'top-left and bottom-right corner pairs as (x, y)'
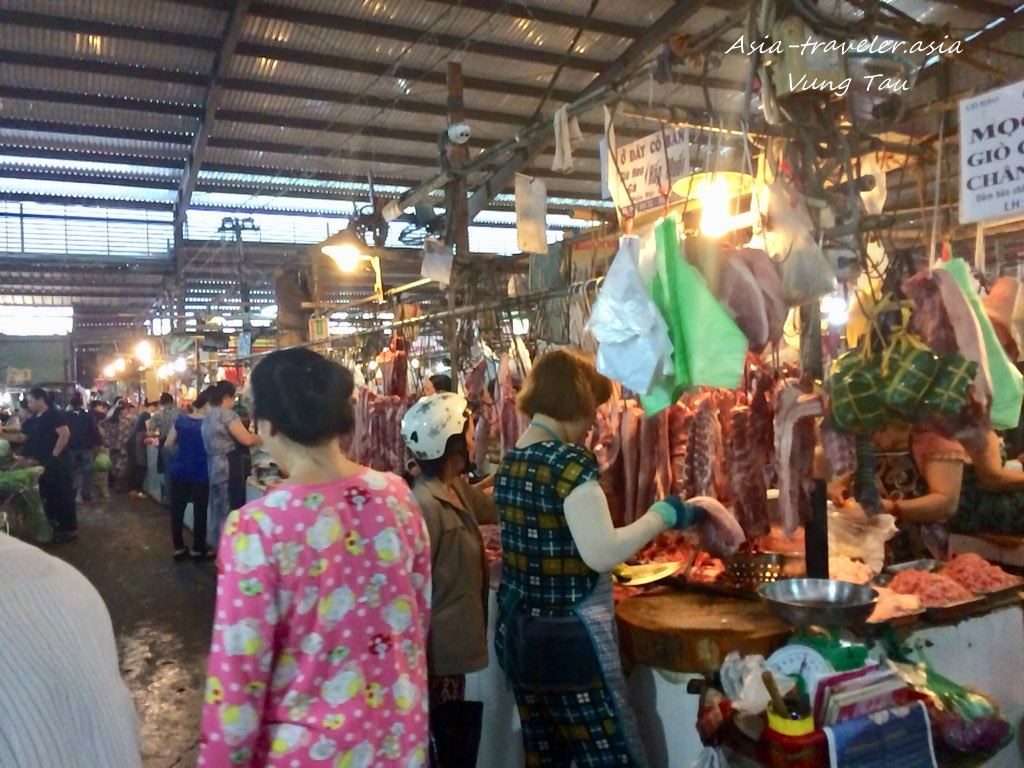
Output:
(942, 554), (1021, 593)
(889, 569), (974, 607)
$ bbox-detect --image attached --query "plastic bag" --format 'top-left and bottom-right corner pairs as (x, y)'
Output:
(690, 496), (746, 558)
(892, 657), (1011, 755)
(587, 236), (674, 395)
(827, 508), (897, 574)
(763, 176), (836, 306)
(92, 451), (113, 472)
(720, 652), (796, 716)
(940, 258), (1024, 429)
(642, 217), (748, 415)
(691, 747), (729, 768)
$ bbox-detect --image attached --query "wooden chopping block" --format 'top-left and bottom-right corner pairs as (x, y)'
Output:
(616, 591), (791, 674)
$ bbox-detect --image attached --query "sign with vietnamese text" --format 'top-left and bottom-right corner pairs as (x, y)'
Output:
(607, 126), (693, 218)
(959, 79), (1024, 224)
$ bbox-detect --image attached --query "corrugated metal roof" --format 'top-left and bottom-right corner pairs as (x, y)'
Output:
(0, 24), (215, 73)
(0, 129), (188, 161)
(1, 0), (227, 35)
(0, 64), (206, 106)
(0, 99), (199, 136)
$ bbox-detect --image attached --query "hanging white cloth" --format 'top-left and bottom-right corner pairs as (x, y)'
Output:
(551, 104), (583, 173)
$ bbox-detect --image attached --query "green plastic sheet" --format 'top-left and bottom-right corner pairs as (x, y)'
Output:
(939, 258), (1024, 430)
(640, 217), (747, 414)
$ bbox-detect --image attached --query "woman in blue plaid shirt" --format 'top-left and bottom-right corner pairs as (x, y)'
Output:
(493, 349), (714, 768)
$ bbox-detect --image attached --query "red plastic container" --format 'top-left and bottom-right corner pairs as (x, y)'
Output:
(760, 727), (828, 768)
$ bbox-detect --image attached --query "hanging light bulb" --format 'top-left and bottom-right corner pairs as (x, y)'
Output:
(697, 178), (733, 239)
(103, 364), (116, 379)
(321, 224), (366, 272)
(173, 357), (187, 373)
(367, 360), (379, 372)
(410, 358), (421, 370)
(114, 357), (127, 373)
(134, 340), (154, 366)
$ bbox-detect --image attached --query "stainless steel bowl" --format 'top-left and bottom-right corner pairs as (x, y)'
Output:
(757, 578), (879, 628)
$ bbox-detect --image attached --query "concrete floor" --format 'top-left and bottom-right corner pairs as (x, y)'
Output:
(50, 494), (214, 768)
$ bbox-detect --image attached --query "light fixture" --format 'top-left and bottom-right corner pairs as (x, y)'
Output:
(410, 359), (421, 370)
(672, 171), (763, 239)
(822, 294), (850, 327)
(157, 364), (170, 380)
(173, 357), (187, 373)
(134, 340), (154, 366)
(103, 364), (116, 379)
(321, 224), (366, 270)
(368, 360), (379, 372)
(261, 304), (278, 318)
(114, 358), (127, 373)
(208, 315), (226, 326)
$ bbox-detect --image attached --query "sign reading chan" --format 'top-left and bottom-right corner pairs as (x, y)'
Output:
(959, 79), (1024, 225)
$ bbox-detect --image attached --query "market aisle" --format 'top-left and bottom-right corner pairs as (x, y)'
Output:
(49, 494), (215, 768)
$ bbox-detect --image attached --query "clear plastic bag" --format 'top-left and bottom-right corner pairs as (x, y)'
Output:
(587, 236), (674, 395)
(827, 508), (897, 574)
(720, 652), (796, 716)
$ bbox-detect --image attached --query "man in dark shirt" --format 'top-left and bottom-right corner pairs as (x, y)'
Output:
(66, 392), (103, 504)
(23, 387), (77, 541)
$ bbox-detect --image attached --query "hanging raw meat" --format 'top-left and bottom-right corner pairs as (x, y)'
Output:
(735, 248), (787, 349)
(668, 403), (691, 496)
(774, 381), (824, 537)
(635, 410), (673, 522)
(620, 405), (644, 525)
(684, 395), (725, 499)
(729, 405), (770, 539)
(719, 257), (770, 352)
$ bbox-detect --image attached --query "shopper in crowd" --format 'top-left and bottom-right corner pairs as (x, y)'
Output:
(199, 348), (431, 767)
(493, 349), (721, 767)
(22, 387), (78, 542)
(66, 392), (103, 504)
(423, 373), (453, 396)
(150, 393), (178, 501)
(105, 400), (137, 493)
(202, 380), (260, 550)
(0, 532), (142, 766)
(164, 387), (214, 560)
(125, 402), (156, 499)
(401, 392), (496, 766)
(89, 401), (112, 501)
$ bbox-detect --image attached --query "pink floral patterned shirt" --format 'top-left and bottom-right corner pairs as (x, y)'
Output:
(198, 469), (431, 768)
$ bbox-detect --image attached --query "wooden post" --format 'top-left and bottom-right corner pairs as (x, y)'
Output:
(446, 61), (470, 377)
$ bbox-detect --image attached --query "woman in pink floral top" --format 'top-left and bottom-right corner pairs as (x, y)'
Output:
(199, 349), (431, 768)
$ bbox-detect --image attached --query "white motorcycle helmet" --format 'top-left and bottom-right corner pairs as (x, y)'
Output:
(401, 392), (470, 461)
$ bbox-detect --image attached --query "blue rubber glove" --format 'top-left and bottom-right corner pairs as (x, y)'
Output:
(650, 496), (707, 530)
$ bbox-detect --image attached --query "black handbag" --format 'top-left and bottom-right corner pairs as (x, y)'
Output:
(505, 608), (604, 692)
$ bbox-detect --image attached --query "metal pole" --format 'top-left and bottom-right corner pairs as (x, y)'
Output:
(446, 61), (469, 378)
(800, 302), (828, 579)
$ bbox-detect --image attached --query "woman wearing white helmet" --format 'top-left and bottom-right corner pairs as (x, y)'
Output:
(401, 392), (497, 767)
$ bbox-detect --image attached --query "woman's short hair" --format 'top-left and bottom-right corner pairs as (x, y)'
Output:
(250, 348), (355, 445)
(517, 348), (612, 422)
(428, 373), (453, 393)
(213, 380), (237, 405)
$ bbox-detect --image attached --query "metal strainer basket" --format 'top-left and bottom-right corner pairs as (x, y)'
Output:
(725, 553), (784, 591)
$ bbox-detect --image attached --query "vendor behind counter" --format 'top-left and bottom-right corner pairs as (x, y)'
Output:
(833, 275), (1024, 560)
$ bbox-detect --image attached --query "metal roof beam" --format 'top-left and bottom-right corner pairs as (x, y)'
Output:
(218, 79), (622, 138)
(0, 167), (177, 189)
(0, 85), (204, 117)
(467, 0), (716, 219)
(213, 109), (602, 160)
(234, 43), (582, 104)
(418, 0), (648, 39)
(0, 9), (221, 50)
(0, 193), (174, 211)
(175, 0), (250, 234)
(0, 145), (185, 168)
(248, 1), (607, 73)
(0, 50), (207, 86)
(0, 119), (193, 146)
(234, 43), (739, 103)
